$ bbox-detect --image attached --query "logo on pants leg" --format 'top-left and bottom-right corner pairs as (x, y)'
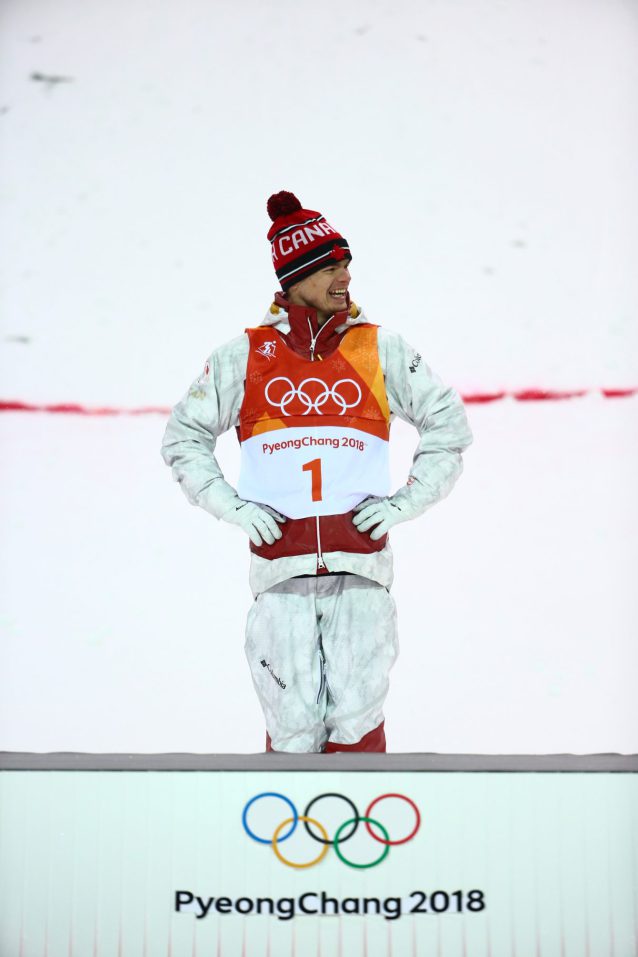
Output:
(261, 659), (286, 690)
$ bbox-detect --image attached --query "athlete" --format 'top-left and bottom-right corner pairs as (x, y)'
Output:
(161, 191), (473, 753)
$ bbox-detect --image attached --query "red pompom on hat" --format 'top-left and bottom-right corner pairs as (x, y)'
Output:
(267, 191), (302, 221)
(266, 190), (351, 291)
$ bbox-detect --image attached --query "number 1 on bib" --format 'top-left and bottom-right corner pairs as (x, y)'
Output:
(302, 458), (323, 502)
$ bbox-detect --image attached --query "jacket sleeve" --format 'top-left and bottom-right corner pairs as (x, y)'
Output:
(378, 328), (473, 516)
(160, 334), (249, 519)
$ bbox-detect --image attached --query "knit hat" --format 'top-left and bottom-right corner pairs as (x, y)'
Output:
(267, 191), (351, 292)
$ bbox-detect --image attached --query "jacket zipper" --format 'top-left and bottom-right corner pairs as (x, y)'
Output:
(315, 516), (326, 570)
(308, 315), (328, 570)
(307, 315), (336, 362)
(307, 317), (320, 361)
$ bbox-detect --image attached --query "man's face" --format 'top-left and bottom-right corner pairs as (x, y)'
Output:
(287, 259), (352, 322)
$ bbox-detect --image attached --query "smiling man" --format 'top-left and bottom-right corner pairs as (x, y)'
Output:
(161, 191), (473, 753)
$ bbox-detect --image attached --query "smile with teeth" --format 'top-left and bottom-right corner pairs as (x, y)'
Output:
(330, 288), (347, 297)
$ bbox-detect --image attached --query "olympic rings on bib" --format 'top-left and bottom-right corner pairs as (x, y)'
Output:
(264, 376), (362, 416)
(241, 791), (420, 868)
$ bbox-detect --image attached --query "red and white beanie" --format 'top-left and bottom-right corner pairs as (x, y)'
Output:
(267, 191), (351, 292)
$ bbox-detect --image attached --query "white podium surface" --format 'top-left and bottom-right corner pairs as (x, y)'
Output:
(0, 754), (636, 956)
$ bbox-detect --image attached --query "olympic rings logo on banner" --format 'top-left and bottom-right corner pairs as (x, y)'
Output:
(264, 377), (362, 417)
(241, 792), (421, 869)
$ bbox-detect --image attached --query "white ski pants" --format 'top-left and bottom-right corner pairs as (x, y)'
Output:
(245, 574), (399, 753)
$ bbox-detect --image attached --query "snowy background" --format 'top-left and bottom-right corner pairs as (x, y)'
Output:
(1, 0), (637, 754)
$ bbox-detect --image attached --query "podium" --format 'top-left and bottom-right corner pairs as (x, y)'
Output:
(1, 753), (636, 956)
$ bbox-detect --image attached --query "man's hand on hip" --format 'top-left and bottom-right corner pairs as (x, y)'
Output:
(221, 500), (286, 546)
(352, 495), (413, 540)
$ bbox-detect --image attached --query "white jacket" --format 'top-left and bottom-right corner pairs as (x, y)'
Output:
(161, 303), (473, 595)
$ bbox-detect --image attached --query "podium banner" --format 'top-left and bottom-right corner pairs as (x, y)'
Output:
(0, 764), (636, 956)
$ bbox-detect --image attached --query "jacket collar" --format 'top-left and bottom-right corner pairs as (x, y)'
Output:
(260, 292), (364, 361)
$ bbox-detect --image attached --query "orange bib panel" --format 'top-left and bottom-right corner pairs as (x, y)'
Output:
(238, 325), (391, 519)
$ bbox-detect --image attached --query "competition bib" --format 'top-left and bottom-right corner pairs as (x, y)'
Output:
(237, 325), (391, 519)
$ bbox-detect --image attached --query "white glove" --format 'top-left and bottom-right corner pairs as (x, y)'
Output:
(352, 494), (416, 541)
(221, 499), (286, 546)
